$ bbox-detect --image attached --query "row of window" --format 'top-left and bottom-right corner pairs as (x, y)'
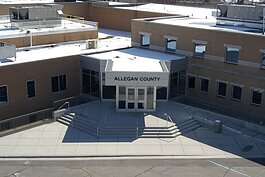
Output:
(188, 76), (263, 105)
(0, 74), (66, 106)
(140, 33), (265, 67)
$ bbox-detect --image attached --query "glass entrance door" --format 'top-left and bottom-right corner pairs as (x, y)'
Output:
(127, 87), (135, 110)
(117, 86), (155, 111)
(137, 88), (146, 110)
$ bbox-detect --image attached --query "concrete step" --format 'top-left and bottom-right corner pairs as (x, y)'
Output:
(63, 114), (75, 120)
(178, 121), (198, 131)
(57, 113), (181, 138)
(181, 124), (201, 134)
(176, 118), (195, 128)
(98, 127), (178, 133)
(58, 115), (72, 123)
(57, 118), (71, 126)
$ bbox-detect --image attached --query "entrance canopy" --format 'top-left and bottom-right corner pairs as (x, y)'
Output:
(81, 47), (187, 112)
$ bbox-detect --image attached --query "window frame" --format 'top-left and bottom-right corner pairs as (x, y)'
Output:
(231, 84), (243, 101)
(251, 88), (263, 106)
(165, 36), (177, 53)
(139, 32), (151, 47)
(0, 85), (8, 106)
(26, 80), (36, 99)
(224, 45), (241, 64)
(51, 74), (67, 93)
(200, 77), (209, 93)
(216, 81), (227, 98)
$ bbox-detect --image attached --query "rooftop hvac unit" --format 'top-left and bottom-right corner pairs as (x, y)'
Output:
(86, 40), (97, 49)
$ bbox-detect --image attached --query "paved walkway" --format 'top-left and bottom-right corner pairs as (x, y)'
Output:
(0, 101), (265, 158)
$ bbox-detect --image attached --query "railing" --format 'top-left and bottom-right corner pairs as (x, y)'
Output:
(57, 101), (70, 111)
(136, 113), (139, 138)
(164, 113), (175, 127)
(0, 108), (53, 134)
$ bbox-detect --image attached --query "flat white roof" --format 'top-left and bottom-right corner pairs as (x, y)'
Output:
(0, 0), (54, 4)
(151, 17), (265, 35)
(87, 48), (185, 72)
(0, 19), (97, 39)
(116, 3), (217, 19)
(0, 28), (131, 65)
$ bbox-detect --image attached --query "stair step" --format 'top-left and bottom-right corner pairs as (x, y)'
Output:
(98, 127), (178, 133)
(178, 121), (198, 130)
(57, 119), (71, 126)
(58, 116), (72, 124)
(63, 114), (75, 120)
(176, 118), (196, 127)
(181, 124), (201, 134)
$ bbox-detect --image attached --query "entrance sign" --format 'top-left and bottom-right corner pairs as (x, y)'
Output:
(105, 72), (169, 87)
(114, 76), (160, 82)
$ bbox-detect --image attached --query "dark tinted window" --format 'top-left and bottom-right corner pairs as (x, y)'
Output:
(252, 90), (262, 105)
(201, 79), (209, 92)
(27, 80), (36, 98)
(232, 85), (242, 100)
(188, 76), (196, 89)
(217, 82), (227, 97)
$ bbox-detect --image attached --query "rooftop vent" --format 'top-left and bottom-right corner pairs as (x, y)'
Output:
(86, 39), (98, 49)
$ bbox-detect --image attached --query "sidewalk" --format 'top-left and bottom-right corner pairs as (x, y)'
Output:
(0, 101), (264, 159)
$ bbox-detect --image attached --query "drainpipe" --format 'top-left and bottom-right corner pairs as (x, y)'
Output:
(262, 8), (265, 35)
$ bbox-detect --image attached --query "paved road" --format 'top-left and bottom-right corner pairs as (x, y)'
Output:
(0, 158), (265, 177)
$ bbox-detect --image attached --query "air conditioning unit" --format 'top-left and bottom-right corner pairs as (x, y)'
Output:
(86, 39), (97, 49)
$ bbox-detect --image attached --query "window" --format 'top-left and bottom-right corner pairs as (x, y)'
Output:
(118, 86), (126, 109)
(82, 69), (99, 97)
(0, 85), (8, 105)
(200, 78), (209, 93)
(140, 34), (150, 47)
(165, 38), (176, 53)
(169, 72), (178, 98)
(194, 43), (206, 58)
(102, 86), (116, 99)
(217, 82), (227, 97)
(27, 80), (35, 98)
(225, 47), (240, 63)
(178, 71), (186, 95)
(251, 90), (262, 105)
(51, 74), (66, 93)
(232, 85), (242, 100)
(261, 52), (265, 67)
(156, 87), (167, 100)
(188, 76), (196, 89)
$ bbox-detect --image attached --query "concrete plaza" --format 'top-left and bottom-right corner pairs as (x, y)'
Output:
(0, 101), (265, 158)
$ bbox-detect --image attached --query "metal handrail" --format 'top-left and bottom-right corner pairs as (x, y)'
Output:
(164, 113), (175, 127)
(57, 101), (70, 111)
(0, 107), (53, 124)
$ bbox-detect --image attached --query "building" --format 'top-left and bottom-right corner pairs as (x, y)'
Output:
(131, 11), (265, 121)
(0, 2), (264, 133)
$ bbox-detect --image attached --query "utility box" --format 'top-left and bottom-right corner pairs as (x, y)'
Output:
(86, 39), (98, 49)
(0, 42), (16, 60)
(9, 4), (64, 27)
(213, 120), (222, 133)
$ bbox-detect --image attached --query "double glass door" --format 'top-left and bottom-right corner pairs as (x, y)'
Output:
(127, 87), (146, 110)
(117, 86), (150, 111)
